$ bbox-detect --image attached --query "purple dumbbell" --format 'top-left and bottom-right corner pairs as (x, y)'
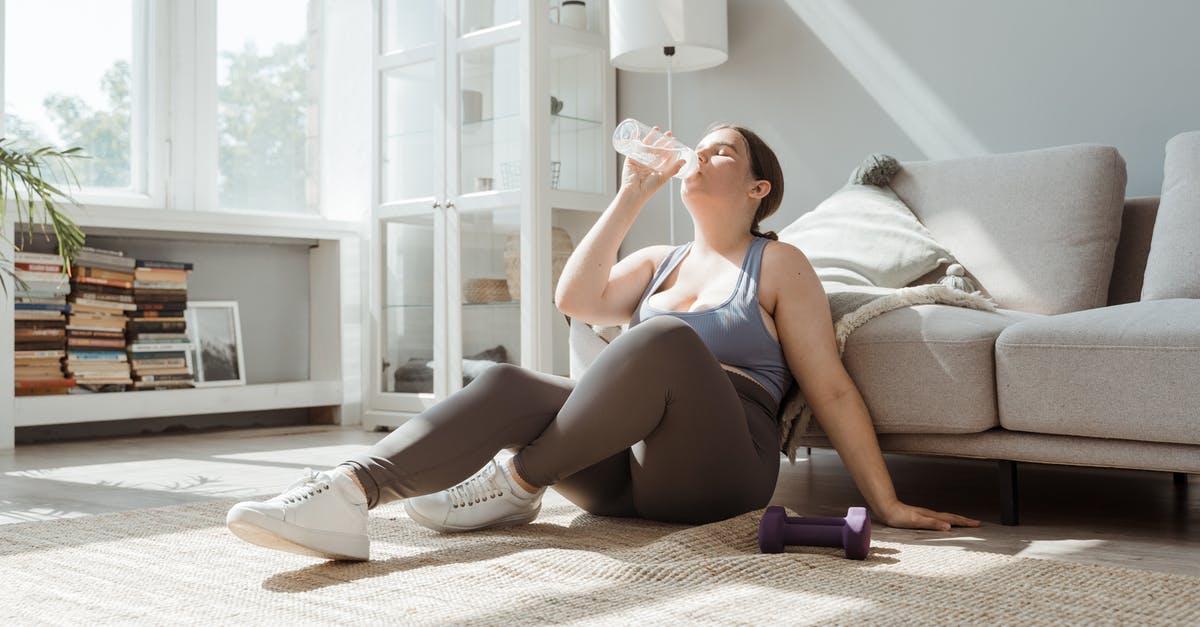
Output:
(758, 506), (871, 560)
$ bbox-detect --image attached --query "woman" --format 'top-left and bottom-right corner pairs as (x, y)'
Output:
(226, 123), (980, 561)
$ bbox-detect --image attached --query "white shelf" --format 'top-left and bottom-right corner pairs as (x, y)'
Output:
(67, 206), (362, 243)
(15, 381), (342, 427)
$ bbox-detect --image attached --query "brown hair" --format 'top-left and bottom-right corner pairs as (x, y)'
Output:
(705, 123), (785, 240)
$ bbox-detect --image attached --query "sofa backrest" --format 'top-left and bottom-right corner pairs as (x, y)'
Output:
(1142, 130), (1200, 300)
(890, 144), (1127, 315)
(1107, 197), (1159, 306)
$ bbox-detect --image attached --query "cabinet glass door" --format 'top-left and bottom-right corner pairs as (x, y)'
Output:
(458, 41), (521, 194)
(382, 62), (438, 203)
(452, 31), (523, 385)
(382, 216), (440, 396)
(459, 0), (520, 35)
(382, 0), (439, 53)
(548, 42), (604, 194)
(376, 2), (445, 405)
(453, 206), (522, 387)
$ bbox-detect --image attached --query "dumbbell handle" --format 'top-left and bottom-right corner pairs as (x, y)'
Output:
(780, 516), (849, 548)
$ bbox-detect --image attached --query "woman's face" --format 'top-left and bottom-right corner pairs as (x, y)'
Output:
(682, 128), (762, 209)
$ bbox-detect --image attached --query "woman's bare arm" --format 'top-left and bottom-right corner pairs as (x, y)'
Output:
(553, 189), (672, 325)
(765, 241), (981, 530)
(555, 151), (683, 326)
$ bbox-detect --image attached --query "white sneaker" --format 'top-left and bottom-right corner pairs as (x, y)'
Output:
(404, 459), (545, 533)
(226, 468), (370, 561)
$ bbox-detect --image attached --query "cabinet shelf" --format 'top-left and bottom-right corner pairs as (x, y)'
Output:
(66, 206), (361, 244)
(14, 381), (342, 427)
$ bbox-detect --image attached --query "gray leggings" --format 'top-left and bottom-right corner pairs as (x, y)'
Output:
(341, 315), (781, 524)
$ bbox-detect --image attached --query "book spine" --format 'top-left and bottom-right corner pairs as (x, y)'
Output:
(15, 378), (77, 389)
(67, 338), (128, 348)
(15, 303), (70, 311)
(67, 350), (129, 361)
(135, 259), (194, 270)
(15, 262), (65, 272)
(127, 342), (194, 352)
(14, 345), (66, 355)
(73, 276), (135, 289)
(14, 251), (64, 264)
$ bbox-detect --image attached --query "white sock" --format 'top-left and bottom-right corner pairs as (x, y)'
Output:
(502, 461), (539, 499)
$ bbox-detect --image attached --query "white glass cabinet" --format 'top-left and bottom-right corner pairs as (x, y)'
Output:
(366, 0), (615, 427)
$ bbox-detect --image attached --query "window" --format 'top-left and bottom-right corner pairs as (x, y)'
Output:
(1, 0), (320, 214)
(216, 0), (315, 213)
(3, 0), (150, 194)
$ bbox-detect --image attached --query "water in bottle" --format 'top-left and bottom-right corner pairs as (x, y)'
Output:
(612, 118), (698, 179)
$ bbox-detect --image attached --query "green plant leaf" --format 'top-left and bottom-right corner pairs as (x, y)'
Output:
(0, 137), (87, 297)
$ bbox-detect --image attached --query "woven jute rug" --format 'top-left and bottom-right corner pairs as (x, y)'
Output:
(2, 499), (1197, 625)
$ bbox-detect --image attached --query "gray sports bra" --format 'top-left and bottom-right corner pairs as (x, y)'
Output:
(630, 237), (793, 402)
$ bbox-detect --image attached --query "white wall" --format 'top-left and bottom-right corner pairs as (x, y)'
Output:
(616, 0), (1200, 253)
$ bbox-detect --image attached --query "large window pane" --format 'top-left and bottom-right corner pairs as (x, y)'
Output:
(3, 0), (146, 191)
(217, 0), (312, 212)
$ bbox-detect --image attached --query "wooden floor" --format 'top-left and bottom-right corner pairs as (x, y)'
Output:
(1, 424), (1196, 576)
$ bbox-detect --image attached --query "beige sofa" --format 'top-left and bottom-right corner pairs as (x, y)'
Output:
(789, 131), (1200, 524)
(571, 131), (1200, 525)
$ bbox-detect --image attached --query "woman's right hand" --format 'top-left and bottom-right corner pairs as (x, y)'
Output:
(618, 129), (686, 202)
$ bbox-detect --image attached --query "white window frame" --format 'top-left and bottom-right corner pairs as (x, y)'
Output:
(168, 0), (218, 213)
(0, 0), (168, 210)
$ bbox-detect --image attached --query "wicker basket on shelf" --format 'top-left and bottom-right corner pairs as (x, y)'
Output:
(503, 227), (574, 300)
(464, 278), (512, 304)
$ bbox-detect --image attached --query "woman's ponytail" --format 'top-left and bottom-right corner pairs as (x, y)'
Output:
(750, 225), (778, 240)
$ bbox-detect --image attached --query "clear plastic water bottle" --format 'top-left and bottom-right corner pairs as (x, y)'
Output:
(612, 118), (698, 179)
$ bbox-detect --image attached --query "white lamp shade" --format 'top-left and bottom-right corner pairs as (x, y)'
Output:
(609, 0), (728, 73)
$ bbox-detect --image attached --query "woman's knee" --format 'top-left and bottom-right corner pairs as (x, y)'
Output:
(621, 316), (707, 356)
(468, 362), (526, 391)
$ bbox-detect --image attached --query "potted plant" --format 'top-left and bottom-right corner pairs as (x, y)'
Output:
(0, 138), (86, 291)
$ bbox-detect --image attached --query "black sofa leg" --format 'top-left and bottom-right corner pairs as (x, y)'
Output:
(999, 460), (1019, 526)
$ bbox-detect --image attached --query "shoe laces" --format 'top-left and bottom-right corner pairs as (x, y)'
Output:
(275, 468), (332, 505)
(448, 461), (505, 509)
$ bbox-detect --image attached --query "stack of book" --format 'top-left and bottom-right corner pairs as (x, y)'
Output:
(13, 251), (74, 396)
(65, 246), (136, 391)
(127, 259), (195, 390)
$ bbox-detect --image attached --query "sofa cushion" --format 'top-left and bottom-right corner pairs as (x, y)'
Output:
(996, 299), (1200, 446)
(890, 144), (1127, 315)
(842, 304), (1040, 434)
(1142, 131), (1200, 300)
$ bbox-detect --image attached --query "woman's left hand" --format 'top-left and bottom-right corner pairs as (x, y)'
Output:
(876, 500), (981, 531)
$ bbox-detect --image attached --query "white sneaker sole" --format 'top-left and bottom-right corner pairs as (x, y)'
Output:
(226, 505), (369, 561)
(404, 499), (542, 533)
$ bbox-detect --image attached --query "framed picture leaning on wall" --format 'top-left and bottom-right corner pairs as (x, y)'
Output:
(185, 301), (247, 387)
